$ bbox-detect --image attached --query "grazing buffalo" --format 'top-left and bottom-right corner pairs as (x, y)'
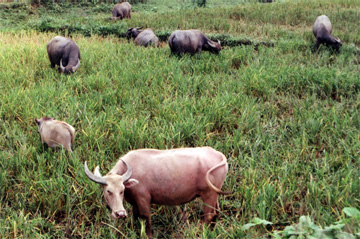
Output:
(313, 15), (342, 51)
(126, 27), (160, 47)
(84, 147), (229, 238)
(35, 117), (75, 153)
(47, 36), (80, 74)
(168, 29), (221, 55)
(111, 2), (131, 20)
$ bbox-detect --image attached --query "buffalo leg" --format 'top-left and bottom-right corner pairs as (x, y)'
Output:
(315, 41), (320, 51)
(136, 198), (152, 238)
(64, 143), (73, 153)
(178, 205), (188, 222)
(201, 193), (219, 224)
(132, 205), (140, 222)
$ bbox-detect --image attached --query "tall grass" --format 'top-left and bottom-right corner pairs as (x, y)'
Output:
(0, 0), (359, 238)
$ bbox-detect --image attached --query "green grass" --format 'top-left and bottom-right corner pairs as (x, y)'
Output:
(0, 0), (360, 238)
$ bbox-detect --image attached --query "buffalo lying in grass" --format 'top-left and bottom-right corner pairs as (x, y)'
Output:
(126, 27), (160, 47)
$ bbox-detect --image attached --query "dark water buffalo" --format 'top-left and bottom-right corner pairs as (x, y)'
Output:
(84, 147), (229, 238)
(35, 117), (75, 153)
(126, 27), (160, 47)
(168, 29), (221, 55)
(313, 15), (342, 50)
(111, 2), (131, 20)
(47, 36), (80, 74)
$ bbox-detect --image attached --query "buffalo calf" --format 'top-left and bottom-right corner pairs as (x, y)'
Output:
(35, 117), (75, 153)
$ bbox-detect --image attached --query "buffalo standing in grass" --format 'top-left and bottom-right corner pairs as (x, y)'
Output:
(313, 15), (342, 51)
(111, 2), (131, 20)
(84, 147), (229, 238)
(47, 36), (80, 74)
(35, 117), (75, 153)
(168, 29), (221, 56)
(126, 27), (160, 47)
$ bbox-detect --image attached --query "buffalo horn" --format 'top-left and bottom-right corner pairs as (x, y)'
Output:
(207, 40), (217, 48)
(84, 161), (107, 185)
(72, 59), (80, 72)
(120, 159), (132, 182)
(335, 37), (342, 45)
(60, 59), (65, 72)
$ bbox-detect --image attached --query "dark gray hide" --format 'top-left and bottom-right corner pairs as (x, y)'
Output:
(112, 2), (131, 20)
(127, 27), (160, 47)
(313, 15), (342, 50)
(168, 30), (221, 55)
(47, 36), (80, 74)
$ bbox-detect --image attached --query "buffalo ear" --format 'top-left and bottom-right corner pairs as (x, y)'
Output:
(124, 179), (139, 188)
(94, 166), (103, 177)
(136, 27), (143, 30)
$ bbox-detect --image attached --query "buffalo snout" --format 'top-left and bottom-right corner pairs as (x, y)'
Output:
(113, 210), (127, 219)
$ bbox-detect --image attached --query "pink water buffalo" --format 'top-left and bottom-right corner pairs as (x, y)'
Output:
(84, 147), (229, 238)
(35, 117), (75, 153)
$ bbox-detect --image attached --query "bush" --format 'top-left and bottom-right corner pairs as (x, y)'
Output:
(192, 0), (206, 7)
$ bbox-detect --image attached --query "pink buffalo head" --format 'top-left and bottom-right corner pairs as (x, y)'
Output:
(84, 160), (139, 219)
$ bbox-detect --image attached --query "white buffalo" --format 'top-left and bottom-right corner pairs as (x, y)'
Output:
(84, 147), (229, 238)
(35, 117), (75, 153)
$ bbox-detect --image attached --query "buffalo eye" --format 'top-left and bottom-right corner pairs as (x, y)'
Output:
(107, 190), (113, 195)
(120, 191), (124, 195)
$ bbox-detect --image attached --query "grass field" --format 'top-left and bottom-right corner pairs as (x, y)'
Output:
(0, 0), (359, 238)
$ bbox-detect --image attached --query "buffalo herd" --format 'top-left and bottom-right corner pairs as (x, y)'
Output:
(36, 2), (343, 238)
(46, 2), (342, 75)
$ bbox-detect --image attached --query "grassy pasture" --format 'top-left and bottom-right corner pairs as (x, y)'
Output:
(1, 0), (360, 238)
